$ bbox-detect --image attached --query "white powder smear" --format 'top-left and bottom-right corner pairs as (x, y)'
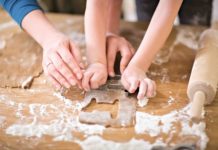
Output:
(3, 92), (105, 141)
(0, 21), (16, 31)
(0, 116), (6, 125)
(1, 92), (208, 149)
(135, 104), (208, 150)
(76, 135), (166, 150)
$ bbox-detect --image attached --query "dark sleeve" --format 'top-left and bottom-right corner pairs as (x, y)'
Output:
(0, 0), (42, 27)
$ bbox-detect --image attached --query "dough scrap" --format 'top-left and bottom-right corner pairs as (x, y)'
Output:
(79, 111), (111, 126)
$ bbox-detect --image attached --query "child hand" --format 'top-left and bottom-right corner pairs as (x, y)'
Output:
(82, 62), (108, 91)
(42, 32), (84, 90)
(106, 33), (135, 77)
(121, 65), (156, 100)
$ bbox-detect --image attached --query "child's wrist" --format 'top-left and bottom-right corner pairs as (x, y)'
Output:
(128, 58), (148, 73)
(88, 59), (107, 66)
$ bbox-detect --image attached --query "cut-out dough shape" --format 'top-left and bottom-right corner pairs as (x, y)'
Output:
(78, 76), (137, 127)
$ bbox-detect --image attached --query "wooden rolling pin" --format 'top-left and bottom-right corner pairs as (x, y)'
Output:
(187, 29), (218, 118)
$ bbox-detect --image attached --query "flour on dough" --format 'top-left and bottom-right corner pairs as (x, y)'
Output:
(0, 32), (43, 88)
(78, 89), (137, 127)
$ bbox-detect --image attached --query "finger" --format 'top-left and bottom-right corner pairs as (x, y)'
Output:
(58, 46), (83, 80)
(70, 41), (85, 69)
(47, 75), (61, 90)
(137, 80), (148, 100)
(106, 44), (117, 77)
(47, 63), (71, 89)
(128, 43), (136, 55)
(129, 78), (139, 93)
(50, 52), (77, 86)
(90, 73), (102, 89)
(120, 46), (133, 74)
(144, 78), (155, 98)
(82, 71), (93, 91)
(121, 75), (130, 91)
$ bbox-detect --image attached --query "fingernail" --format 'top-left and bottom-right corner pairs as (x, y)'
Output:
(79, 62), (85, 69)
(109, 72), (115, 77)
(130, 88), (135, 93)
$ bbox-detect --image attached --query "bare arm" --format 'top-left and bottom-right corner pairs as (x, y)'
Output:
(121, 0), (183, 99)
(85, 0), (109, 65)
(22, 10), (84, 89)
(106, 0), (122, 34)
(106, 0), (135, 76)
(82, 0), (109, 91)
(129, 0), (183, 71)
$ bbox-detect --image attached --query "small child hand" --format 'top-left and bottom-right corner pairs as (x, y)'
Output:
(82, 62), (108, 91)
(121, 65), (156, 100)
(106, 33), (135, 77)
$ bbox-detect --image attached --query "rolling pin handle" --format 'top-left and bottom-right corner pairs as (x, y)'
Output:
(190, 91), (206, 119)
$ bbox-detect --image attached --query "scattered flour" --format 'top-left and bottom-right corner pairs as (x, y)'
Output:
(2, 92), (105, 141)
(135, 104), (208, 150)
(76, 135), (166, 150)
(167, 96), (175, 105)
(0, 116), (6, 125)
(0, 21), (16, 31)
(0, 92), (208, 149)
(175, 27), (200, 50)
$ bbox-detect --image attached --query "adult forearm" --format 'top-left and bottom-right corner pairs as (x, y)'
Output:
(22, 10), (60, 49)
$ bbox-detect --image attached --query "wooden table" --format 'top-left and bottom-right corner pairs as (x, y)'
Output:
(0, 12), (217, 150)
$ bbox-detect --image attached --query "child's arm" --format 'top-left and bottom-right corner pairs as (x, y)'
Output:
(129, 0), (183, 71)
(106, 0), (135, 77)
(82, 0), (109, 91)
(121, 0), (183, 99)
(1, 0), (84, 89)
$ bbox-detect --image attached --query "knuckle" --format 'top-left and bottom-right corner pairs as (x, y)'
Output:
(64, 56), (74, 64)
(48, 66), (55, 73)
(124, 52), (133, 58)
(107, 56), (115, 63)
(56, 61), (65, 68)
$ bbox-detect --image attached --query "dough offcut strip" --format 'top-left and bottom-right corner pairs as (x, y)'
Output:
(187, 29), (218, 118)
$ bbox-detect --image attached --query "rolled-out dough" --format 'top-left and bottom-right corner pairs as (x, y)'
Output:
(0, 32), (43, 88)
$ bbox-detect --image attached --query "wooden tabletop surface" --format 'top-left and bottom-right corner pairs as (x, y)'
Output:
(0, 11), (217, 150)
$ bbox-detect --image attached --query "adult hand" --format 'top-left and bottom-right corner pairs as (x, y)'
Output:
(42, 32), (84, 90)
